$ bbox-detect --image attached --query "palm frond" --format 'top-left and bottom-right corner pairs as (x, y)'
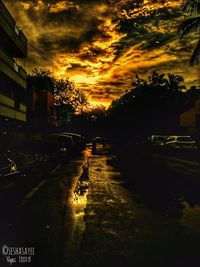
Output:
(178, 16), (200, 36)
(182, 0), (200, 14)
(190, 39), (200, 65)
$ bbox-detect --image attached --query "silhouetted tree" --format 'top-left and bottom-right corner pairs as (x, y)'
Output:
(107, 71), (187, 140)
(28, 69), (88, 126)
(178, 0), (200, 66)
(28, 69), (54, 93)
(148, 71), (167, 89)
(165, 73), (186, 92)
(54, 78), (88, 113)
(53, 79), (88, 126)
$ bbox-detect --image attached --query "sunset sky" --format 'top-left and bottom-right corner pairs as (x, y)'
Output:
(3, 0), (200, 107)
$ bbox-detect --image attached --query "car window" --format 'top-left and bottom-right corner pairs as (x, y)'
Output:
(72, 136), (81, 143)
(58, 136), (73, 146)
(155, 136), (165, 141)
(177, 136), (193, 142)
(167, 137), (175, 141)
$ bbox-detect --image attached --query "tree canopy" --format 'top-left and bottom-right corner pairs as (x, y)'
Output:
(106, 71), (188, 139)
(54, 78), (88, 113)
(28, 69), (88, 126)
(178, 0), (200, 66)
(27, 69), (54, 94)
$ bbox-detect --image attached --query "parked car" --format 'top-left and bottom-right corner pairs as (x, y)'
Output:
(0, 154), (18, 177)
(93, 136), (102, 142)
(15, 135), (71, 161)
(46, 134), (83, 156)
(148, 135), (168, 146)
(163, 136), (197, 150)
(12, 133), (84, 162)
(60, 132), (86, 149)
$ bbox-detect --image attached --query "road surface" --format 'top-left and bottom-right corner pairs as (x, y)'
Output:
(0, 145), (200, 267)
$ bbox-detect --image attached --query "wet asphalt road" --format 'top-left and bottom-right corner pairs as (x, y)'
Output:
(1, 145), (200, 267)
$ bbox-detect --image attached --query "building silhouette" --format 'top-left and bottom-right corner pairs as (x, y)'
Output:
(0, 0), (27, 141)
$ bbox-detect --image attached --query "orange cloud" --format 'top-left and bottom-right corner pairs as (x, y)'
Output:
(49, 1), (79, 13)
(3, 0), (199, 108)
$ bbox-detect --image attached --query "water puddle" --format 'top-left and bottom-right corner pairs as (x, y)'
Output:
(180, 201), (200, 234)
(64, 149), (91, 259)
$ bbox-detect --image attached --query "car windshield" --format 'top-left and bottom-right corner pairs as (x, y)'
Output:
(47, 135), (73, 146)
(155, 136), (165, 141)
(59, 136), (73, 146)
(167, 137), (175, 141)
(177, 136), (193, 142)
(72, 136), (82, 143)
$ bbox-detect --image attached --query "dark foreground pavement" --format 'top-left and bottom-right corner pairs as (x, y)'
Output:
(0, 154), (87, 267)
(0, 145), (200, 267)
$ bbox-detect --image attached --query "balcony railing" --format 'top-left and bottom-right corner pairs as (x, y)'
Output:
(0, 104), (26, 122)
(0, 93), (15, 108)
(0, 47), (27, 88)
(0, 92), (27, 122)
(0, 0), (27, 57)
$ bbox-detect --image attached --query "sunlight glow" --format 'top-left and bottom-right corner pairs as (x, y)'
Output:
(6, 0), (198, 108)
(89, 99), (111, 109)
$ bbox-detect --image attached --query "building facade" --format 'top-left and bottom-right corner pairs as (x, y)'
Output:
(28, 86), (57, 129)
(0, 0), (27, 135)
(180, 98), (200, 137)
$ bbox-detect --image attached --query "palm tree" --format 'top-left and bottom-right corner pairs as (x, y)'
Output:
(166, 73), (186, 92)
(178, 0), (200, 66)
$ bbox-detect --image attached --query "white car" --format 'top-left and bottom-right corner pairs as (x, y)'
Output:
(148, 135), (168, 146)
(163, 136), (197, 150)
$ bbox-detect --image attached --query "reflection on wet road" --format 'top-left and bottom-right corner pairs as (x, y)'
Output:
(61, 147), (200, 267)
(1, 145), (200, 267)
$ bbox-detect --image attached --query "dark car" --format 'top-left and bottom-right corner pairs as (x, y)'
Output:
(47, 134), (84, 155)
(92, 136), (106, 145)
(0, 155), (18, 177)
(60, 132), (86, 150)
(41, 134), (73, 160)
(15, 136), (70, 162)
(15, 133), (83, 162)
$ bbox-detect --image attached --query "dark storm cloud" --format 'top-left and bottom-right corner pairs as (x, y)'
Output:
(103, 87), (122, 95)
(67, 63), (87, 70)
(73, 0), (111, 4)
(98, 81), (127, 86)
(117, 0), (183, 50)
(141, 33), (176, 50)
(2, 0), (199, 107)
(78, 47), (106, 62)
(38, 0), (110, 3)
(38, 31), (98, 53)
(3, 0), (109, 50)
(24, 4), (105, 53)
(35, 5), (81, 24)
